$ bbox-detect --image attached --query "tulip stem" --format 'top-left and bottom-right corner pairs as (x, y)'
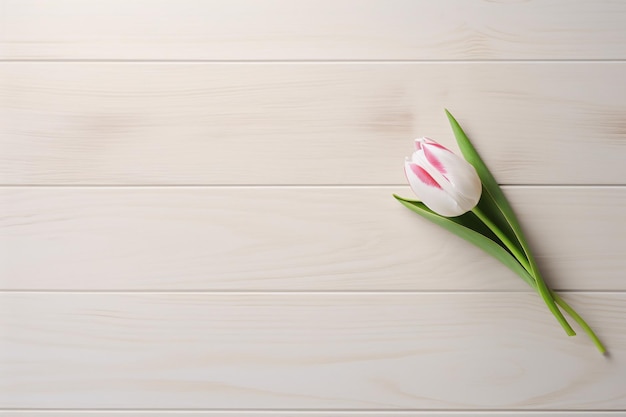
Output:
(520, 279), (606, 353)
(471, 206), (576, 336)
(552, 291), (606, 354)
(471, 209), (531, 272)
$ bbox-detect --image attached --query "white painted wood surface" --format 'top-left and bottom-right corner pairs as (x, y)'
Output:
(1, 0), (625, 415)
(2, 63), (625, 185)
(1, 0), (626, 60)
(1, 293), (624, 409)
(0, 187), (623, 291)
(0, 414), (622, 417)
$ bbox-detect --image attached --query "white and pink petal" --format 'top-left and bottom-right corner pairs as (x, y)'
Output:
(404, 160), (465, 217)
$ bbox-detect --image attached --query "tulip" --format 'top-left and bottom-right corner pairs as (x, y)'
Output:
(404, 137), (482, 217)
(395, 111), (606, 353)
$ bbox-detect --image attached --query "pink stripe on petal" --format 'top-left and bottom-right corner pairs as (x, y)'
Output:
(410, 163), (441, 189)
(424, 138), (450, 151)
(423, 145), (447, 174)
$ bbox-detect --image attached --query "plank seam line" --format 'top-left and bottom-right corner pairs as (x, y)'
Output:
(0, 290), (623, 294)
(1, 408), (625, 412)
(1, 59), (626, 64)
(0, 184), (624, 189)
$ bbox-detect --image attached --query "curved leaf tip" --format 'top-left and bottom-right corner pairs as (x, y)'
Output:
(393, 193), (420, 203)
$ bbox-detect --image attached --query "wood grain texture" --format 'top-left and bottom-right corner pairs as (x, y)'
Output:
(1, 0), (626, 60)
(0, 413), (623, 417)
(2, 1), (626, 413)
(1, 186), (624, 291)
(0, 292), (624, 409)
(2, 63), (626, 185)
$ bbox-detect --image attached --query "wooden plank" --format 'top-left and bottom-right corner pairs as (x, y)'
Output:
(0, 292), (623, 409)
(1, 0), (625, 60)
(0, 186), (623, 291)
(1, 63), (626, 185)
(0, 413), (623, 417)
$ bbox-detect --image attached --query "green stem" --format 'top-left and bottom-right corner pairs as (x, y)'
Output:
(472, 207), (531, 271)
(523, 242), (577, 335)
(552, 291), (606, 354)
(517, 280), (605, 354)
(471, 206), (576, 336)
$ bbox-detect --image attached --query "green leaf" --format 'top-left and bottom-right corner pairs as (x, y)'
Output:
(445, 110), (526, 264)
(445, 109), (574, 335)
(393, 195), (536, 289)
(394, 194), (608, 353)
(475, 187), (526, 263)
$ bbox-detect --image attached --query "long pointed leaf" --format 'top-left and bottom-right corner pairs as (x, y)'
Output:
(393, 195), (536, 289)
(445, 109), (526, 262)
(445, 109), (573, 335)
(394, 194), (610, 353)
(475, 186), (526, 264)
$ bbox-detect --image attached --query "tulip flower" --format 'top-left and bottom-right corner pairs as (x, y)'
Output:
(394, 110), (606, 354)
(404, 137), (482, 217)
